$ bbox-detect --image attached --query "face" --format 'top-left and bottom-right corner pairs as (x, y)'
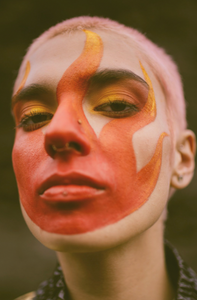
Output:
(12, 29), (172, 250)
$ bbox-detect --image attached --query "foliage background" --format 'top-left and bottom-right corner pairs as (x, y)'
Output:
(1, 0), (197, 299)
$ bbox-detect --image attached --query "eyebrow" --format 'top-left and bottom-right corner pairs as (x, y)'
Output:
(11, 84), (53, 111)
(11, 69), (149, 111)
(89, 68), (149, 89)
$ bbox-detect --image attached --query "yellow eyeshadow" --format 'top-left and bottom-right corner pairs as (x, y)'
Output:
(28, 107), (49, 114)
(19, 107), (53, 122)
(22, 106), (54, 115)
(88, 94), (132, 114)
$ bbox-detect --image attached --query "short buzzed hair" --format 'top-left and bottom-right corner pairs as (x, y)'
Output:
(14, 16), (187, 136)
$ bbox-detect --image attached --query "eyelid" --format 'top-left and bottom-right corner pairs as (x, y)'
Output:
(87, 93), (138, 114)
(16, 106), (54, 128)
(98, 93), (136, 104)
(21, 106), (52, 115)
(15, 105), (55, 126)
(13, 98), (57, 124)
(17, 109), (54, 131)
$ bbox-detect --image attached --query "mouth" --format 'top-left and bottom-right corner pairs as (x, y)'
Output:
(38, 172), (106, 204)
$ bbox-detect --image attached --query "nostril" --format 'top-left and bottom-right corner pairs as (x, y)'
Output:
(68, 142), (82, 153)
(44, 119), (91, 157)
(49, 141), (82, 155)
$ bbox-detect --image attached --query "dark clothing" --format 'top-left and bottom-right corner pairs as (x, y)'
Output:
(165, 241), (197, 299)
(18, 241), (197, 300)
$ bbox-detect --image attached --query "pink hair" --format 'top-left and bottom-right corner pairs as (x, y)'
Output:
(14, 16), (187, 134)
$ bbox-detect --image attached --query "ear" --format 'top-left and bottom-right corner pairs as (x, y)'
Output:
(171, 130), (196, 189)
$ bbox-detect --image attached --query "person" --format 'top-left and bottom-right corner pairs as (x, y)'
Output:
(12, 16), (197, 300)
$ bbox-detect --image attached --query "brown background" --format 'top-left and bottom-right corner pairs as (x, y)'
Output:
(1, 0), (197, 299)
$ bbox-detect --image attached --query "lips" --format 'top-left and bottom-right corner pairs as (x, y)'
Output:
(38, 172), (106, 203)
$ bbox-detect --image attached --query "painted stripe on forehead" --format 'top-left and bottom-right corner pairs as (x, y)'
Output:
(140, 61), (156, 118)
(14, 61), (31, 96)
(56, 30), (103, 101)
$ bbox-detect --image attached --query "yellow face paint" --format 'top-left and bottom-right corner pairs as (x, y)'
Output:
(12, 29), (169, 235)
(56, 30), (103, 100)
(14, 61), (31, 96)
(98, 62), (168, 220)
(140, 61), (156, 117)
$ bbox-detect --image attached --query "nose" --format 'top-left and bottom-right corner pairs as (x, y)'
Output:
(44, 101), (91, 158)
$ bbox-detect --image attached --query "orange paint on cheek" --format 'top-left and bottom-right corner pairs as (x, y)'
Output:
(98, 63), (168, 219)
(13, 30), (168, 235)
(13, 129), (47, 215)
(13, 30), (106, 235)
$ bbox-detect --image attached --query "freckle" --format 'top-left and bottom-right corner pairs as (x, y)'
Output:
(62, 191), (68, 196)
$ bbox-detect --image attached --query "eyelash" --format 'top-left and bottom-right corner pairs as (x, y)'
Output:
(17, 111), (53, 131)
(93, 99), (139, 118)
(17, 99), (139, 132)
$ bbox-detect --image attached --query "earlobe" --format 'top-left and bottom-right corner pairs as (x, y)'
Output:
(171, 130), (196, 189)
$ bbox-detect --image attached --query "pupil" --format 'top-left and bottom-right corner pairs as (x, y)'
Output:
(32, 115), (49, 123)
(110, 103), (126, 111)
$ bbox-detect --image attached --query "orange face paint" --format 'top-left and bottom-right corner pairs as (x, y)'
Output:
(90, 64), (168, 225)
(57, 30), (103, 100)
(13, 30), (168, 235)
(52, 30), (103, 141)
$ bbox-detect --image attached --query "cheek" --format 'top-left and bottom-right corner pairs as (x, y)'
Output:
(133, 122), (169, 172)
(83, 103), (111, 137)
(99, 116), (169, 215)
(99, 119), (136, 185)
(12, 130), (46, 196)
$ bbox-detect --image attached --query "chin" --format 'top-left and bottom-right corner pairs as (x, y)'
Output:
(20, 193), (166, 253)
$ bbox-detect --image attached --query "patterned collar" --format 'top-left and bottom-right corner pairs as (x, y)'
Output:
(32, 241), (197, 300)
(165, 241), (197, 299)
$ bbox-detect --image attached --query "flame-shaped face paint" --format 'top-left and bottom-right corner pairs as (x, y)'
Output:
(13, 30), (169, 236)
(57, 30), (103, 99)
(51, 30), (103, 141)
(96, 63), (168, 223)
(14, 61), (31, 96)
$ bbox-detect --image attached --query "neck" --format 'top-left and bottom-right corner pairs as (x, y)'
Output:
(57, 219), (174, 300)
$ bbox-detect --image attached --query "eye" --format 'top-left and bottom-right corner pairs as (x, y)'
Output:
(93, 100), (139, 118)
(18, 111), (53, 131)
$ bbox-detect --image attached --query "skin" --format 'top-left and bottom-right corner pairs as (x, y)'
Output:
(12, 30), (171, 238)
(12, 29), (196, 300)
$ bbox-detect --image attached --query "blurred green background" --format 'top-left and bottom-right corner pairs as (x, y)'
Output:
(1, 0), (197, 299)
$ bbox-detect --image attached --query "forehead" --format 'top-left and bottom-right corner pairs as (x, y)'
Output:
(14, 30), (167, 118)
(15, 30), (151, 91)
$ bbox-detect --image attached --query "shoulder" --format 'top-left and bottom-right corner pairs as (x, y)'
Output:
(14, 291), (35, 300)
(165, 240), (197, 299)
